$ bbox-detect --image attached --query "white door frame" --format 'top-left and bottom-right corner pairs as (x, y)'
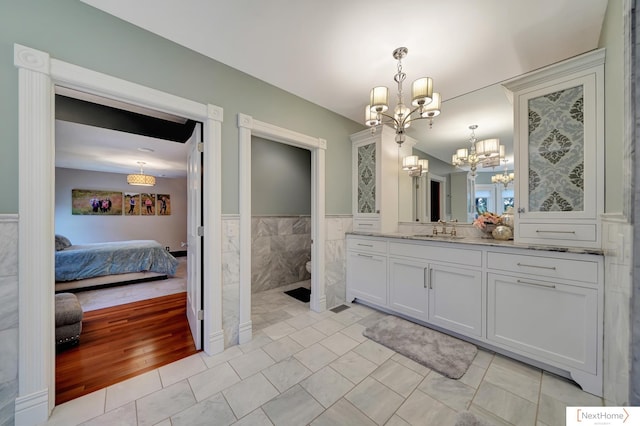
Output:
(237, 114), (326, 344)
(13, 44), (224, 425)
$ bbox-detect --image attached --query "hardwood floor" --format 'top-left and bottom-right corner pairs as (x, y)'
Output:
(55, 292), (199, 405)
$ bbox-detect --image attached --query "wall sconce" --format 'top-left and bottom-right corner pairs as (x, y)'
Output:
(403, 155), (429, 177)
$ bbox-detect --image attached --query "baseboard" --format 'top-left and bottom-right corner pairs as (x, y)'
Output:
(238, 321), (252, 344)
(14, 388), (49, 426)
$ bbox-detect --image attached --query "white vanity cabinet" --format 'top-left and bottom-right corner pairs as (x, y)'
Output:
(350, 126), (413, 233)
(346, 237), (388, 306)
(504, 49), (604, 249)
(388, 241), (483, 338)
(345, 233), (604, 396)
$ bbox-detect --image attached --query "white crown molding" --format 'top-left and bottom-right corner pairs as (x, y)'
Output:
(14, 44), (49, 74)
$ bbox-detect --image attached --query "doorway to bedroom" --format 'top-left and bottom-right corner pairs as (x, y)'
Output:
(53, 90), (203, 404)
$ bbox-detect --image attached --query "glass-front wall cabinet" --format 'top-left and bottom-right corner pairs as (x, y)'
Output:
(505, 49), (604, 248)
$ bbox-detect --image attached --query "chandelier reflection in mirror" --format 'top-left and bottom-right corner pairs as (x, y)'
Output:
(364, 47), (441, 146)
(451, 125), (500, 179)
(402, 155), (429, 177)
(492, 148), (515, 188)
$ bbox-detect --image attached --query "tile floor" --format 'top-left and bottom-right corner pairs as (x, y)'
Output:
(46, 281), (604, 426)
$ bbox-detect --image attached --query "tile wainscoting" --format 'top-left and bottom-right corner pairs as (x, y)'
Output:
(221, 215), (353, 347)
(602, 214), (633, 405)
(0, 215), (18, 426)
(251, 216), (311, 293)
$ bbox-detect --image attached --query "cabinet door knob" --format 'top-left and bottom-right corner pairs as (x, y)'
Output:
(517, 207), (526, 214)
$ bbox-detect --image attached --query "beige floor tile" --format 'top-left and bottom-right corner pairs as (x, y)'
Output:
(395, 389), (457, 426)
(136, 380), (196, 426)
(484, 358), (541, 403)
(261, 385), (324, 426)
(158, 353), (207, 387)
(105, 370), (162, 412)
(370, 359), (423, 398)
(188, 362), (241, 401)
(472, 349), (495, 369)
(231, 408), (272, 426)
(238, 332), (274, 354)
(345, 377), (404, 425)
(201, 345), (244, 369)
(171, 392), (236, 426)
(319, 331), (360, 356)
(540, 372), (603, 406)
(289, 326), (327, 347)
(353, 339), (395, 365)
(79, 401), (136, 426)
(312, 318), (346, 335)
(417, 372), (476, 411)
(310, 398), (376, 426)
(261, 321), (298, 340)
(391, 353), (431, 376)
(229, 348), (276, 379)
(294, 343), (339, 372)
(300, 366), (355, 408)
(285, 312), (319, 330)
(262, 336), (304, 362)
(458, 363), (486, 389)
(330, 351), (379, 384)
(384, 414), (411, 426)
(48, 388), (106, 426)
(339, 323), (368, 343)
(473, 381), (537, 426)
(262, 357), (312, 392)
(223, 373), (279, 419)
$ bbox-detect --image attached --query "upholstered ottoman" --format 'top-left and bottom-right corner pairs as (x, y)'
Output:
(55, 293), (83, 346)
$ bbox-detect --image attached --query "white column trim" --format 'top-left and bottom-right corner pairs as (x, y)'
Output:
(237, 114), (327, 343)
(13, 43), (224, 425)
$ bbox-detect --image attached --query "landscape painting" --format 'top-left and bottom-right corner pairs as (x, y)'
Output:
(72, 189), (123, 215)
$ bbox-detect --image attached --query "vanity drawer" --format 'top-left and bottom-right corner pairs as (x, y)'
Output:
(353, 219), (380, 232)
(347, 237), (387, 254)
(389, 241), (482, 267)
(487, 251), (598, 284)
(518, 223), (597, 242)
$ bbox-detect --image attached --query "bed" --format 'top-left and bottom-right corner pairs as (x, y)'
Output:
(55, 238), (179, 292)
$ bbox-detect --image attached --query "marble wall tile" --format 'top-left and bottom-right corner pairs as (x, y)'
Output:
(222, 216), (241, 347)
(0, 218), (18, 277)
(251, 217), (311, 293)
(0, 217), (18, 426)
(324, 216), (352, 309)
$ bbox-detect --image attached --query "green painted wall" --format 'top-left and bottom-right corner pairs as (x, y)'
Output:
(599, 0), (625, 214)
(251, 136), (311, 215)
(0, 0), (364, 214)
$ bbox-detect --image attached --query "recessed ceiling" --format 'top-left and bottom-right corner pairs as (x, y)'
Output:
(70, 0), (607, 170)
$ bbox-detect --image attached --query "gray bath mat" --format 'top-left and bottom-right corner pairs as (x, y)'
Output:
(454, 411), (495, 426)
(363, 315), (477, 379)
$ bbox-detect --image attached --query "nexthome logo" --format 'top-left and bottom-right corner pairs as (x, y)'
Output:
(566, 407), (637, 425)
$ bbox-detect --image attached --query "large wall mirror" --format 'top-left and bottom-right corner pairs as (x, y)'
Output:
(399, 82), (515, 224)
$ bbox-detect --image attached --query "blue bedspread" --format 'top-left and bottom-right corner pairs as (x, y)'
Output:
(55, 240), (179, 282)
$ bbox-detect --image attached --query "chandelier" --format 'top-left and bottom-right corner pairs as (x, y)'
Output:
(127, 161), (156, 186)
(451, 125), (500, 178)
(492, 151), (515, 188)
(365, 47), (441, 145)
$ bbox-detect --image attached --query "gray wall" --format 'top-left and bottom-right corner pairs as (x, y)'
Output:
(251, 137), (311, 215)
(55, 168), (187, 251)
(0, 0), (364, 215)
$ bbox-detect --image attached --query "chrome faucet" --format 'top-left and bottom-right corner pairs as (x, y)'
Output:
(434, 219), (458, 236)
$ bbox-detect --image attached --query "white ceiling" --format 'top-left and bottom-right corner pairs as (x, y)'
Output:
(60, 0), (608, 176)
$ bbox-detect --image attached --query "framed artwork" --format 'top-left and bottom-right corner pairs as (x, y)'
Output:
(124, 192), (141, 216)
(72, 189), (123, 215)
(157, 194), (171, 215)
(141, 193), (156, 216)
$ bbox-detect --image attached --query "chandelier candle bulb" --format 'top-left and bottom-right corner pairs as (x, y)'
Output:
(365, 105), (379, 126)
(421, 92), (442, 118)
(370, 86), (389, 112)
(411, 77), (433, 106)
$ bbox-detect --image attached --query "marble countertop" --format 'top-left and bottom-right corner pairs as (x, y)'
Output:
(347, 231), (604, 256)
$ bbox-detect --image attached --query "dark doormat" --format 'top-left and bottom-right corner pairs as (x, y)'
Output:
(284, 287), (311, 303)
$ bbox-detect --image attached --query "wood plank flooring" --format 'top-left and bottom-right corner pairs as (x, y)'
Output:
(55, 292), (198, 405)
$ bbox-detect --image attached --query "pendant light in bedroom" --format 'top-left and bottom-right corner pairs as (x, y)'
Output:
(127, 161), (156, 186)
